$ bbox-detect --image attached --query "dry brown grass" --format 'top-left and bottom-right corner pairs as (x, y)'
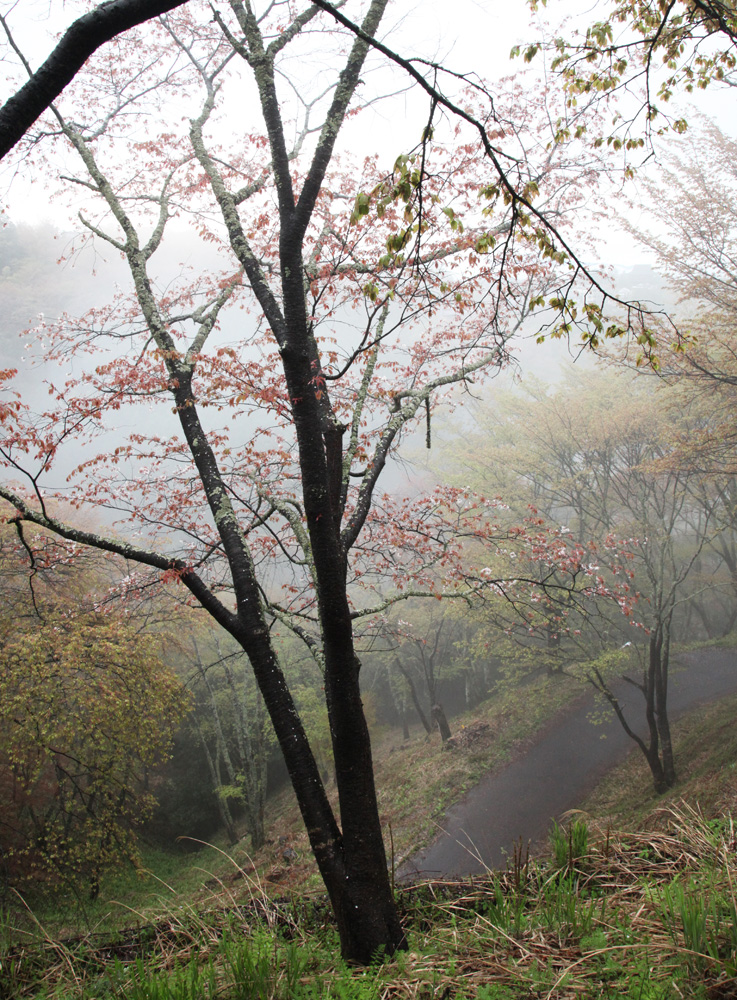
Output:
(6, 803), (737, 999)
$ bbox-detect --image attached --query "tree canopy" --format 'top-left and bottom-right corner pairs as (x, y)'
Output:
(0, 0), (632, 960)
(0, 523), (189, 892)
(533, 0), (737, 143)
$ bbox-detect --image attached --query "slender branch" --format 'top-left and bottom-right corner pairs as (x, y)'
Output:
(342, 343), (505, 550)
(189, 85), (288, 346)
(0, 485), (240, 634)
(309, 0), (659, 326)
(588, 665), (649, 756)
(0, 0), (190, 160)
(293, 0), (389, 241)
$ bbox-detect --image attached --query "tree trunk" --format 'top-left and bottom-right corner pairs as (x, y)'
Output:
(248, 805), (266, 852)
(652, 630), (676, 788)
(197, 725), (239, 846)
(234, 624), (405, 964)
(432, 703), (452, 742)
(644, 743), (669, 794)
(327, 671), (406, 961)
(262, 0), (403, 958)
(589, 657), (672, 796)
(396, 659), (432, 734)
(402, 703), (410, 741)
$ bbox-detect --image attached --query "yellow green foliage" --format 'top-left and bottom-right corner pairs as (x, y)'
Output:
(0, 611), (190, 892)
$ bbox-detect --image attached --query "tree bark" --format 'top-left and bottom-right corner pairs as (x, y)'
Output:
(196, 721), (239, 846)
(589, 660), (672, 795)
(402, 704), (410, 741)
(0, 1), (189, 160)
(432, 703), (452, 742)
(396, 659), (432, 734)
(651, 629), (676, 788)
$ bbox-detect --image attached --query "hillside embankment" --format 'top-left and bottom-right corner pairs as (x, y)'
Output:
(403, 647), (737, 877)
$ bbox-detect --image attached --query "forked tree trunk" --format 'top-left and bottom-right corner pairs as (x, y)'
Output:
(231, 610), (405, 963)
(643, 743), (668, 794)
(590, 624), (678, 797)
(208, 0), (402, 957)
(396, 658), (432, 734)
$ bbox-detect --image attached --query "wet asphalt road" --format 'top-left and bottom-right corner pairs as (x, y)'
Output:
(400, 648), (737, 878)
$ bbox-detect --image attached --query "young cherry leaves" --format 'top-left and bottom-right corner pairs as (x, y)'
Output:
(346, 70), (666, 364)
(520, 0), (735, 148)
(1, 65), (604, 634)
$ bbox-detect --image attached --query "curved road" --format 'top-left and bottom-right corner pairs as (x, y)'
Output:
(400, 648), (737, 878)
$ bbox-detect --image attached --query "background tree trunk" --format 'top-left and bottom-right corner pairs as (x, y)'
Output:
(432, 703), (452, 742)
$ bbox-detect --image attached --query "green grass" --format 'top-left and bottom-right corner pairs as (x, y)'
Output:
(4, 806), (737, 999)
(549, 816), (590, 872)
(6, 643), (737, 998)
(10, 835), (262, 938)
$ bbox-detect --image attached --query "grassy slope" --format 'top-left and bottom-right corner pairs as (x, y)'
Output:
(5, 655), (737, 998)
(580, 688), (737, 830)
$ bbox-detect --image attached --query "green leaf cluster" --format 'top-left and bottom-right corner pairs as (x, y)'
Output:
(0, 609), (190, 892)
(527, 0), (737, 141)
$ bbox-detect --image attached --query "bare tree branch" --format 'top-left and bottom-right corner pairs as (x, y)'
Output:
(0, 0), (190, 160)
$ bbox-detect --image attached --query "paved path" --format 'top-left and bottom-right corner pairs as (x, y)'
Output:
(400, 648), (737, 878)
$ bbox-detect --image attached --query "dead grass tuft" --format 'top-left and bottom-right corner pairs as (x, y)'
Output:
(4, 802), (737, 999)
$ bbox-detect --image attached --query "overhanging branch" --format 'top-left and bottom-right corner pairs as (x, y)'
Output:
(0, 0), (190, 160)
(309, 0), (666, 333)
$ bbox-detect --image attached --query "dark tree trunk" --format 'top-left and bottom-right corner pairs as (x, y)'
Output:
(324, 662), (406, 961)
(651, 630), (676, 788)
(643, 744), (669, 794)
(589, 628), (678, 797)
(397, 659), (432, 734)
(234, 626), (405, 963)
(273, 332), (405, 960)
(248, 805), (266, 852)
(194, 716), (239, 847)
(432, 703), (452, 742)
